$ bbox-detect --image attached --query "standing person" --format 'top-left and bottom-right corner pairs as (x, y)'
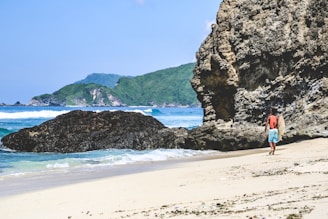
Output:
(264, 108), (279, 155)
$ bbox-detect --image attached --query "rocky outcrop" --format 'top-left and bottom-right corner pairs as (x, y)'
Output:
(1, 110), (187, 153)
(190, 0), (328, 149)
(185, 124), (266, 151)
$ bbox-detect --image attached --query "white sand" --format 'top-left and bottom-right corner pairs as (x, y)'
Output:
(0, 138), (327, 219)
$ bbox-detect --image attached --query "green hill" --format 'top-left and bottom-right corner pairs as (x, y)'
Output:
(31, 83), (121, 106)
(113, 63), (198, 106)
(30, 63), (199, 107)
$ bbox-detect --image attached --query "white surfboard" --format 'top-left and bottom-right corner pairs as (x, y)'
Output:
(277, 115), (285, 141)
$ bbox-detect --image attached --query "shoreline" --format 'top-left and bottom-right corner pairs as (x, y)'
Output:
(1, 138), (327, 218)
(0, 147), (267, 197)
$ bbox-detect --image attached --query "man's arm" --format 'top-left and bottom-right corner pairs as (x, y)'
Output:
(264, 117), (269, 133)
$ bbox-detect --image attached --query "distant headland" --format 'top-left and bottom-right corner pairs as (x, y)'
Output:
(9, 63), (199, 108)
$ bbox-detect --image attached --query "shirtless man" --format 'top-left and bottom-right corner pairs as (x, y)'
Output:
(264, 108), (279, 155)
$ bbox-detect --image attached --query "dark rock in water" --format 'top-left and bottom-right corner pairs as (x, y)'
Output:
(185, 124), (266, 151)
(1, 110), (187, 153)
(189, 0), (328, 150)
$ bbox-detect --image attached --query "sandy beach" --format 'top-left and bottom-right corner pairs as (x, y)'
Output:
(0, 138), (327, 219)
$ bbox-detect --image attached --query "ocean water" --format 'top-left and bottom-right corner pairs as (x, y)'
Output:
(0, 106), (210, 178)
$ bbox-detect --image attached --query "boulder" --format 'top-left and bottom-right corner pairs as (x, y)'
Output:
(189, 0), (328, 150)
(1, 110), (187, 153)
(184, 123), (266, 151)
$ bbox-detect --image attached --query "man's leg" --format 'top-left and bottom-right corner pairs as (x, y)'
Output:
(269, 142), (274, 155)
(272, 143), (276, 155)
(272, 130), (278, 155)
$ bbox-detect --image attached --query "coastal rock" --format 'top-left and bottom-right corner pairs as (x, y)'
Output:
(1, 110), (187, 153)
(185, 124), (266, 151)
(190, 0), (328, 149)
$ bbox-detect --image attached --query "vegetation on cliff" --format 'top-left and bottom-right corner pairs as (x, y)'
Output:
(113, 63), (198, 106)
(31, 83), (120, 106)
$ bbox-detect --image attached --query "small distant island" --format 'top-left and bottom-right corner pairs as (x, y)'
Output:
(0, 101), (26, 106)
(28, 63), (199, 107)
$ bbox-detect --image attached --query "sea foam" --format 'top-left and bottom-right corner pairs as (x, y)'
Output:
(0, 110), (70, 119)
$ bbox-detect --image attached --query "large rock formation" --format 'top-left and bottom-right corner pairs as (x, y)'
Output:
(189, 0), (327, 149)
(1, 110), (187, 153)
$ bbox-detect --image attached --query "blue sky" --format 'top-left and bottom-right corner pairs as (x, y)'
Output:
(0, 0), (221, 104)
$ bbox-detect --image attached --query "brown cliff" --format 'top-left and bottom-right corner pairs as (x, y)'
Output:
(189, 0), (327, 150)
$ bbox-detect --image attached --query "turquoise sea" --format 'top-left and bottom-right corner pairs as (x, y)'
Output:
(0, 106), (213, 180)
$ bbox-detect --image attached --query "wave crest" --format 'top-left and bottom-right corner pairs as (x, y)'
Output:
(0, 110), (70, 119)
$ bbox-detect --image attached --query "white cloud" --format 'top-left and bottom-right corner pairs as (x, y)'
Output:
(135, 0), (145, 5)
